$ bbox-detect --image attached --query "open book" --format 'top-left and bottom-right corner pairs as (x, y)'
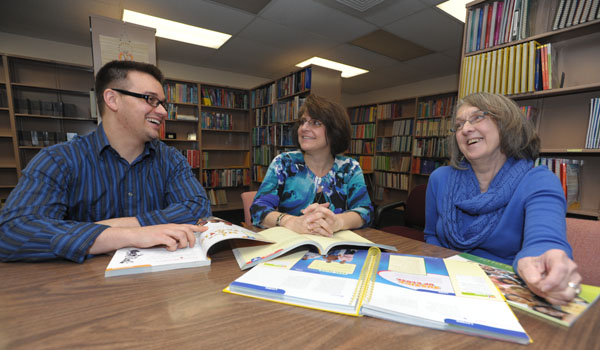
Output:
(232, 227), (396, 270)
(450, 253), (600, 327)
(105, 217), (272, 277)
(225, 248), (530, 344)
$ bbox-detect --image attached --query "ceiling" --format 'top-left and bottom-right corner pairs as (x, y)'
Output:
(0, 0), (465, 95)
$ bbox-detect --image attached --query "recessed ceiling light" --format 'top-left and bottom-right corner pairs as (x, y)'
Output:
(437, 0), (470, 22)
(296, 57), (368, 78)
(122, 9), (231, 49)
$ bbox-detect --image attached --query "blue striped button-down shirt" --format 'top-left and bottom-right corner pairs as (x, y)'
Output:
(0, 124), (211, 262)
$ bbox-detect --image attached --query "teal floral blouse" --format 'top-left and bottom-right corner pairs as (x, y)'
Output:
(250, 151), (373, 228)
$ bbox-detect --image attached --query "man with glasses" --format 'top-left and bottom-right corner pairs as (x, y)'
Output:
(0, 60), (210, 262)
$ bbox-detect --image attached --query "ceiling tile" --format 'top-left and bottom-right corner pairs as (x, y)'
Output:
(351, 29), (433, 62)
(363, 0), (427, 26)
(385, 8), (464, 52)
(260, 0), (377, 42)
(209, 0), (272, 14)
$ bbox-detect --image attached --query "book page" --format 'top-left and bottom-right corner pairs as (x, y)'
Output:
(106, 244), (208, 271)
(388, 255), (426, 275)
(444, 259), (502, 300)
(197, 217), (270, 252)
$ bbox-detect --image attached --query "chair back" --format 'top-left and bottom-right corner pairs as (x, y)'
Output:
(241, 191), (257, 227)
(566, 217), (600, 286)
(404, 184), (427, 229)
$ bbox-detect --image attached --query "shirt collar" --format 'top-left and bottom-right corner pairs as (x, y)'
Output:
(94, 123), (157, 158)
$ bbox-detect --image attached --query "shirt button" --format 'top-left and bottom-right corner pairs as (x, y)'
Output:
(128, 192), (133, 197)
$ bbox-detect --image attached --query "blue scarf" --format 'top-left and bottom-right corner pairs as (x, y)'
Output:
(442, 157), (533, 250)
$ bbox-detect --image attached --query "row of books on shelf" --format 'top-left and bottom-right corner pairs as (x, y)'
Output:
(465, 0), (530, 53)
(166, 104), (197, 121)
(415, 118), (452, 137)
(349, 105), (377, 123)
(386, 119), (413, 136)
(180, 149), (200, 169)
(349, 155), (374, 172)
(277, 67), (311, 98)
(13, 98), (82, 118)
(376, 102), (405, 120)
(253, 125), (294, 147)
(376, 135), (412, 153)
(201, 111), (233, 130)
(374, 155), (411, 173)
(520, 105), (539, 127)
(460, 40), (553, 98)
(349, 140), (374, 154)
(201, 87), (248, 109)
(552, 0), (600, 31)
(411, 158), (446, 175)
(250, 83), (277, 108)
(252, 164), (268, 182)
(351, 123), (375, 139)
(18, 130), (78, 146)
(206, 189), (228, 206)
(253, 145), (273, 167)
(416, 96), (457, 118)
(374, 171), (409, 190)
(202, 168), (251, 188)
(536, 157), (582, 209)
(585, 97), (600, 148)
(163, 82), (198, 104)
(412, 138), (449, 158)
(253, 96), (307, 126)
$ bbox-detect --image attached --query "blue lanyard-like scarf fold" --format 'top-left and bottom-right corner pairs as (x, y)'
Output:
(442, 157), (533, 250)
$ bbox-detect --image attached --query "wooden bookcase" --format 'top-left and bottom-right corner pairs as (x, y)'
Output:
(0, 54), (253, 213)
(367, 92), (456, 206)
(459, 0), (600, 218)
(200, 83), (251, 212)
(249, 65), (342, 183)
(0, 54), (97, 207)
(348, 104), (376, 175)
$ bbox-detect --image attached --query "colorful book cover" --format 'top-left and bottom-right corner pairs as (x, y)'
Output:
(453, 253), (600, 327)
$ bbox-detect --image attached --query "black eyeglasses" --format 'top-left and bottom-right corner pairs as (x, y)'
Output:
(298, 117), (323, 128)
(111, 88), (168, 111)
(450, 111), (493, 133)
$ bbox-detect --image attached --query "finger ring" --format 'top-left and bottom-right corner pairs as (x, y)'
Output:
(568, 281), (581, 295)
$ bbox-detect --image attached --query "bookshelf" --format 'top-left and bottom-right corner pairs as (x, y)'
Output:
(459, 0), (600, 218)
(200, 83), (251, 211)
(250, 65), (342, 183)
(348, 104), (376, 175)
(0, 55), (97, 205)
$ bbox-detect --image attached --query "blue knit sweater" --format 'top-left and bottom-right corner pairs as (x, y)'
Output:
(425, 163), (572, 272)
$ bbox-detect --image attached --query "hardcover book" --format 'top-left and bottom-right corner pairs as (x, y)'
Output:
(105, 217), (273, 277)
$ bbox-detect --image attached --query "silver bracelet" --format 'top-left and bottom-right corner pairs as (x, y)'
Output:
(276, 213), (287, 226)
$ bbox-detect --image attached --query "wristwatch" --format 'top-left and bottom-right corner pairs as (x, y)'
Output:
(276, 213), (287, 226)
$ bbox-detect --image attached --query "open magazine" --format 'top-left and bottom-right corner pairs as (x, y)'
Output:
(225, 248), (530, 344)
(451, 253), (600, 327)
(105, 217), (272, 277)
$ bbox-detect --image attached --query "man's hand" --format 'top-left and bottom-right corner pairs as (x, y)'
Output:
(89, 223), (208, 254)
(517, 249), (581, 305)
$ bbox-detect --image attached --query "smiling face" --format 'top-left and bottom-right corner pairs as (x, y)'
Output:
(297, 113), (330, 154)
(455, 104), (506, 169)
(115, 71), (167, 143)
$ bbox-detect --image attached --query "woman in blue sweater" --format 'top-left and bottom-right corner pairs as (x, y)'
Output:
(425, 93), (580, 305)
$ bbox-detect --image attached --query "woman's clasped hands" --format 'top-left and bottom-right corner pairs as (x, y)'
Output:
(286, 203), (343, 237)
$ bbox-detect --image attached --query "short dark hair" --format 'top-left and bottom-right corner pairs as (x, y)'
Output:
(292, 94), (351, 156)
(94, 60), (164, 115)
(449, 92), (540, 169)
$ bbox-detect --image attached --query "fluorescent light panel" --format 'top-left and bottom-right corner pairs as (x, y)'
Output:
(436, 0), (470, 22)
(122, 9), (231, 49)
(296, 57), (368, 78)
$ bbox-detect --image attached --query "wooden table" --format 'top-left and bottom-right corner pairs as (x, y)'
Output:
(1, 228), (598, 350)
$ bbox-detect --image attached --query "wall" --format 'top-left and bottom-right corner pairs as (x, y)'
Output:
(0, 31), (269, 89)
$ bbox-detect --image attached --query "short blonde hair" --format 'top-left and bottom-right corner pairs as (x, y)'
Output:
(449, 93), (540, 169)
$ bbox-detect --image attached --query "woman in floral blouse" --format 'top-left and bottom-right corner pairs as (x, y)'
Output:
(250, 94), (373, 237)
